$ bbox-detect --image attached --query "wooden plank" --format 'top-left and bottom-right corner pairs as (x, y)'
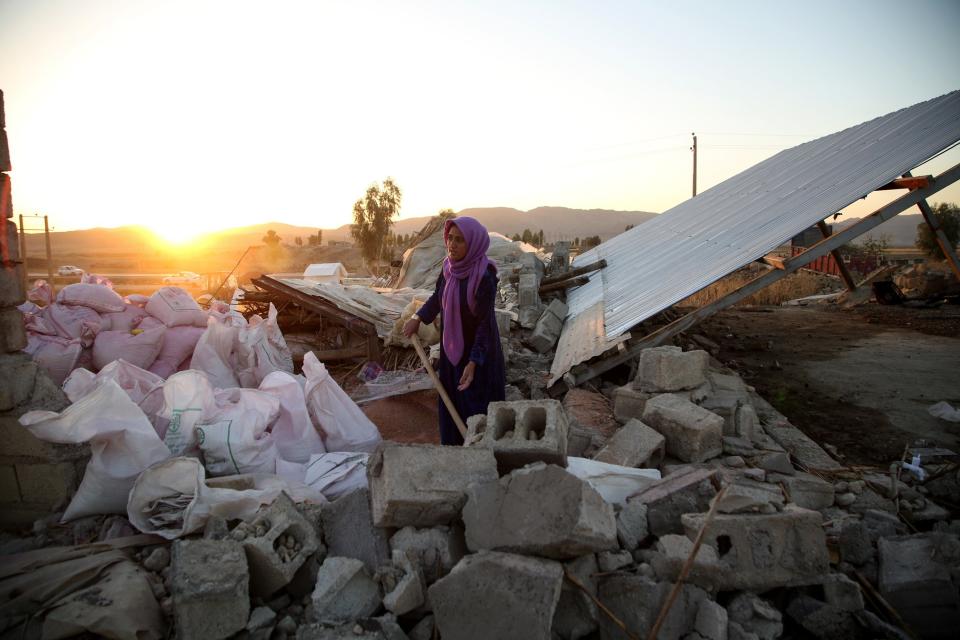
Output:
(562, 161), (960, 388)
(817, 221), (857, 291)
(540, 259), (607, 286)
(540, 276), (589, 294)
(876, 175), (931, 191)
(759, 255), (786, 269)
(905, 172), (960, 282)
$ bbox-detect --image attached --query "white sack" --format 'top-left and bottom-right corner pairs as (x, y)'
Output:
(158, 370), (216, 455)
(93, 326), (166, 371)
(148, 325), (205, 379)
(125, 294), (150, 307)
(259, 371), (326, 463)
(145, 287), (208, 328)
(63, 359), (163, 406)
(195, 388), (280, 476)
(302, 351), (382, 453)
(236, 303), (294, 387)
(929, 401), (960, 423)
(127, 456), (324, 540)
(19, 379), (171, 521)
(564, 457), (661, 505)
(56, 283), (125, 313)
(101, 303), (147, 332)
(43, 303), (103, 346)
(189, 319), (241, 389)
(24, 334), (82, 386)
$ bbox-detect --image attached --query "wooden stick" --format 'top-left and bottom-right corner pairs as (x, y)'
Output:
(646, 484), (729, 640)
(409, 334), (468, 438)
(853, 570), (919, 640)
(563, 569), (640, 640)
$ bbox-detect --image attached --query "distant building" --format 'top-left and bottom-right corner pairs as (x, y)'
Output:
(303, 262), (348, 284)
(327, 240), (352, 248)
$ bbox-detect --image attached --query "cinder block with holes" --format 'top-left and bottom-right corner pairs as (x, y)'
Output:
(237, 491), (321, 597)
(465, 399), (568, 472)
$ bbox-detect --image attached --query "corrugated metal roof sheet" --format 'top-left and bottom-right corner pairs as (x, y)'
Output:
(551, 91), (960, 384)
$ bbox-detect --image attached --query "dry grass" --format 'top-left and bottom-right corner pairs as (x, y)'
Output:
(677, 265), (843, 308)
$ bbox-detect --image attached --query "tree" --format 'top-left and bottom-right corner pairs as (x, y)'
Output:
(317, 229), (323, 246)
(294, 236), (303, 247)
(573, 237), (580, 247)
(262, 229), (281, 247)
(438, 208), (456, 220)
(351, 178), (402, 270)
(916, 202), (960, 259)
(537, 230), (544, 247)
(625, 224), (635, 232)
(511, 233), (521, 242)
(521, 229), (532, 244)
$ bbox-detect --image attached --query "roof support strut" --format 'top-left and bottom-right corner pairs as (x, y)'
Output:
(904, 171), (960, 282)
(562, 161), (960, 388)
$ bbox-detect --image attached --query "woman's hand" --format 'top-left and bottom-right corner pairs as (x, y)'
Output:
(402, 316), (421, 338)
(457, 361), (476, 391)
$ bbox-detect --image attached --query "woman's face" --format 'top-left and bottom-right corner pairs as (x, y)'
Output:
(446, 224), (468, 262)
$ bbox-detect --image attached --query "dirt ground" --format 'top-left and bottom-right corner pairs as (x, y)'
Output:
(698, 302), (960, 465)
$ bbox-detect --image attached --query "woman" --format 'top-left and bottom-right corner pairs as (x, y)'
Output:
(402, 217), (506, 445)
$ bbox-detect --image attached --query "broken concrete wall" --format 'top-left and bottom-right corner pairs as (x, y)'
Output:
(0, 91), (81, 527)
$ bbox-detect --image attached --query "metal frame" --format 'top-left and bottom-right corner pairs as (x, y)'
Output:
(562, 161), (960, 388)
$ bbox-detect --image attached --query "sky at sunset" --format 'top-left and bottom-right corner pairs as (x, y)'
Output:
(2, 0), (959, 243)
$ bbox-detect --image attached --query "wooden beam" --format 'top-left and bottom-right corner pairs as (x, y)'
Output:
(540, 276), (589, 294)
(758, 255), (786, 270)
(905, 172), (960, 283)
(540, 259), (607, 286)
(816, 221), (857, 292)
(562, 162), (960, 388)
(252, 275), (378, 337)
(876, 175), (931, 191)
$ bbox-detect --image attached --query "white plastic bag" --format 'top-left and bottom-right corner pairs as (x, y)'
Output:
(237, 303), (294, 387)
(195, 388), (280, 476)
(127, 457), (324, 540)
(25, 334), (82, 386)
(301, 452), (369, 501)
(148, 325), (205, 379)
(189, 319), (241, 389)
(43, 303), (103, 345)
(929, 401), (960, 423)
(56, 283), (125, 313)
(158, 370), (216, 454)
(302, 351), (382, 453)
(19, 379), (171, 522)
(93, 325), (166, 371)
(259, 371), (326, 463)
(564, 457), (661, 505)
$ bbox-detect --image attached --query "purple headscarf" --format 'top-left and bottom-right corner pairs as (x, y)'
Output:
(441, 217), (496, 364)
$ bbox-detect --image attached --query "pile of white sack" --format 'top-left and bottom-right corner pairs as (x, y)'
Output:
(19, 277), (271, 385)
(17, 277), (384, 539)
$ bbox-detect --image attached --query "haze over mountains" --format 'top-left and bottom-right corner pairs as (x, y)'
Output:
(25, 205), (929, 256)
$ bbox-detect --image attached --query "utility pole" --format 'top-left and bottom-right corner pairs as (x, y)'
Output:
(44, 215), (54, 291)
(691, 132), (698, 197)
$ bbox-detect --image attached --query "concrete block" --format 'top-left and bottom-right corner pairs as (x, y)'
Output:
(321, 488), (390, 574)
(642, 394), (724, 463)
(526, 299), (566, 353)
(0, 222), (24, 306)
(768, 471), (835, 510)
(0, 174), (10, 219)
(681, 505), (829, 591)
(726, 592), (783, 640)
(593, 419), (665, 468)
(14, 461), (82, 506)
(429, 550), (563, 640)
(838, 519), (873, 565)
(0, 306), (26, 353)
(0, 353), (38, 412)
(631, 467), (717, 536)
(494, 308), (512, 335)
(563, 387), (619, 438)
(699, 389), (742, 436)
(612, 385), (652, 424)
(785, 595), (858, 640)
(597, 574), (708, 640)
(368, 443), (498, 528)
(518, 271), (540, 308)
(311, 556), (381, 625)
(616, 500), (649, 550)
(650, 534), (722, 587)
(0, 129), (9, 172)
(171, 539), (250, 640)
(751, 451), (794, 475)
(389, 524), (466, 584)
(597, 550), (632, 572)
(716, 478), (784, 514)
(634, 346), (709, 392)
(553, 554), (598, 640)
(0, 464), (20, 502)
(239, 492), (321, 597)
(463, 463), (617, 559)
(465, 399), (568, 472)
(878, 533), (960, 638)
(734, 403), (758, 441)
(822, 573), (864, 612)
(382, 550), (425, 615)
(695, 599), (728, 640)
